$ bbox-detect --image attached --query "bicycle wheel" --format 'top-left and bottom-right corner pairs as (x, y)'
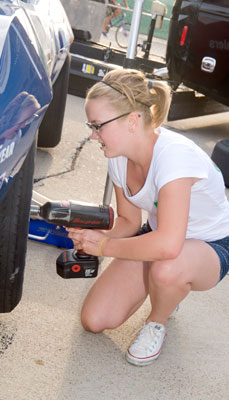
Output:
(115, 22), (131, 49)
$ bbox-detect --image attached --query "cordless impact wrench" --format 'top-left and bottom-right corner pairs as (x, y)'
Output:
(30, 200), (114, 278)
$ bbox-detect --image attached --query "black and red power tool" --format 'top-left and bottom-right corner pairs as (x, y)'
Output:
(30, 200), (114, 279)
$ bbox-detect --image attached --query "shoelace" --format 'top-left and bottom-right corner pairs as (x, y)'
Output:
(131, 323), (163, 350)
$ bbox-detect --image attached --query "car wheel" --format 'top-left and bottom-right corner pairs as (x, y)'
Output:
(38, 53), (70, 148)
(0, 140), (36, 313)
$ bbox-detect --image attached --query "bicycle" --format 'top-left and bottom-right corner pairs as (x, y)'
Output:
(105, 12), (131, 49)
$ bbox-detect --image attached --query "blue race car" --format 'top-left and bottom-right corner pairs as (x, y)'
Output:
(0, 0), (73, 312)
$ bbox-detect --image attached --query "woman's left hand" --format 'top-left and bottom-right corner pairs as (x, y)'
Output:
(66, 228), (108, 257)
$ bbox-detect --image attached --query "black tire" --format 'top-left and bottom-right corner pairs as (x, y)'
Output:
(0, 140), (36, 313)
(115, 22), (131, 49)
(38, 53), (70, 148)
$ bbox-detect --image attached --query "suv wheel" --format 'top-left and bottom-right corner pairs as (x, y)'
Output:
(38, 53), (70, 148)
(0, 140), (36, 313)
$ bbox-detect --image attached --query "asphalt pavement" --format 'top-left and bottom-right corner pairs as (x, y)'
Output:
(0, 38), (229, 399)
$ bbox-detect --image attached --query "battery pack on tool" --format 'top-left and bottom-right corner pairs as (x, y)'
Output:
(56, 249), (99, 278)
(29, 198), (114, 279)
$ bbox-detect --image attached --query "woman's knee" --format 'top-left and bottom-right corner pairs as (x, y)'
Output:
(80, 305), (104, 333)
(81, 305), (121, 333)
(149, 259), (181, 287)
(81, 313), (102, 334)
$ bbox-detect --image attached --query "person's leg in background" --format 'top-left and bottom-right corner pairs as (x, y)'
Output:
(102, 3), (121, 36)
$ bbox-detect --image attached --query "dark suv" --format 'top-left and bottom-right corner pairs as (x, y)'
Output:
(166, 0), (229, 108)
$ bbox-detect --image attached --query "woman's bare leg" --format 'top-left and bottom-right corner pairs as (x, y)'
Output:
(81, 258), (149, 332)
(147, 239), (221, 325)
(81, 239), (221, 333)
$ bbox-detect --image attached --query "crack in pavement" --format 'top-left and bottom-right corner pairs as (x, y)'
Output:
(34, 137), (90, 184)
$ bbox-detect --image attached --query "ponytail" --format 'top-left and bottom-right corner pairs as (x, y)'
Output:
(149, 80), (171, 128)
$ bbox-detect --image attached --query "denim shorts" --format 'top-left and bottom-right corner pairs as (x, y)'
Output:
(137, 222), (229, 282)
(206, 236), (229, 282)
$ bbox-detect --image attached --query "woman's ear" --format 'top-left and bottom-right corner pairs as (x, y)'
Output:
(128, 112), (139, 133)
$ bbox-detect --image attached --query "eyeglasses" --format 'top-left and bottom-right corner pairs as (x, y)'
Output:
(86, 112), (131, 132)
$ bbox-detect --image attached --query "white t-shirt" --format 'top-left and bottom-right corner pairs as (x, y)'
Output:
(108, 127), (229, 241)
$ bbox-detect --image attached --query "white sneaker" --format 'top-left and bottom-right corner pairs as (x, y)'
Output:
(126, 322), (166, 366)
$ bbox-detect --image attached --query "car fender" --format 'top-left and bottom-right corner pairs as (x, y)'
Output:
(0, 7), (52, 197)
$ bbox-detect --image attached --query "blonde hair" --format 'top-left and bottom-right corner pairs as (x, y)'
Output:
(86, 69), (171, 128)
